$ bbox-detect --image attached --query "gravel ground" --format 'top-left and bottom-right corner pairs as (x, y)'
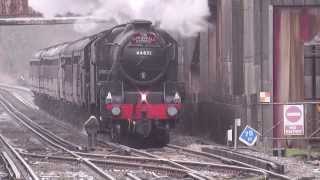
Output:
(145, 146), (223, 164)
(27, 157), (99, 180)
(0, 164), (8, 180)
(0, 88), (90, 149)
(0, 106), (57, 155)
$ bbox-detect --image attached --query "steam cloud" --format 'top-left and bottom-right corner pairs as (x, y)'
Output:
(29, 0), (210, 36)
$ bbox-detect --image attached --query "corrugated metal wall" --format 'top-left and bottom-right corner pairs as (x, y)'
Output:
(182, 0), (320, 146)
(273, 6), (320, 147)
(179, 0), (247, 143)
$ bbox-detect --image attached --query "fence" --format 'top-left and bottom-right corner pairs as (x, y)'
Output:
(259, 102), (320, 150)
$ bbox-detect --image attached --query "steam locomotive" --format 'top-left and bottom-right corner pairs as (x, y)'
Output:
(30, 20), (184, 145)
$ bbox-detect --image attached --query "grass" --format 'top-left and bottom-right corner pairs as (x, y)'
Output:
(286, 148), (309, 157)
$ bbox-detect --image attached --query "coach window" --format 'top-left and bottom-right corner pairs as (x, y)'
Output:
(65, 57), (73, 83)
(73, 56), (80, 64)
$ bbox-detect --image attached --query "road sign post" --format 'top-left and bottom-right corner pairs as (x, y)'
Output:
(234, 118), (241, 149)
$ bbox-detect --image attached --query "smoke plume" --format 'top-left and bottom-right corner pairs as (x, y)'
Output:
(29, 0), (210, 36)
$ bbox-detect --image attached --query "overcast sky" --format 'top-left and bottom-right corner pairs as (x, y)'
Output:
(28, 0), (210, 36)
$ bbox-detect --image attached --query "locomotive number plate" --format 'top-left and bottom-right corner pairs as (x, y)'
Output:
(136, 50), (152, 56)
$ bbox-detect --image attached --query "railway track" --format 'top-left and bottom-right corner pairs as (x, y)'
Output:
(95, 141), (285, 179)
(0, 87), (250, 179)
(166, 144), (290, 180)
(0, 95), (82, 151)
(201, 146), (284, 173)
(0, 134), (38, 180)
(21, 151), (269, 179)
(20, 152), (205, 179)
(0, 93), (206, 179)
(0, 93), (115, 179)
(0, 84), (290, 179)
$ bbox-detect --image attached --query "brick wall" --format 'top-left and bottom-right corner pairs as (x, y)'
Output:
(0, 0), (39, 17)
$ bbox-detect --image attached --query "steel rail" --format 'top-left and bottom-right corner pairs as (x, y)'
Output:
(0, 135), (39, 180)
(101, 142), (269, 180)
(20, 152), (195, 178)
(74, 151), (264, 178)
(1, 152), (22, 179)
(0, 83), (32, 93)
(201, 147), (284, 173)
(174, 160), (268, 177)
(75, 152), (173, 163)
(23, 152), (262, 179)
(29, 151), (265, 176)
(167, 144), (290, 180)
(95, 160), (189, 177)
(0, 95), (116, 180)
(74, 152), (268, 178)
(0, 93), (82, 151)
(104, 142), (213, 179)
(126, 173), (143, 180)
(22, 152), (268, 175)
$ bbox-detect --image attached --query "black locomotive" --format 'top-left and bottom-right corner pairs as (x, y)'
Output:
(30, 20), (184, 145)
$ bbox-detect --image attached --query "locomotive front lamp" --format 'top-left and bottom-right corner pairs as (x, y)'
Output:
(106, 92), (112, 104)
(173, 92), (181, 104)
(167, 106), (178, 117)
(111, 107), (121, 116)
(141, 93), (148, 103)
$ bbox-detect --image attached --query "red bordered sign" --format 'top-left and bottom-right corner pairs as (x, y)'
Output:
(283, 105), (304, 136)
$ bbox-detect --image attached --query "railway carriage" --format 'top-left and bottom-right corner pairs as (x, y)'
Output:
(30, 20), (184, 145)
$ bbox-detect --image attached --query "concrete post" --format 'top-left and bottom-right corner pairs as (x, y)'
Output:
(234, 118), (241, 149)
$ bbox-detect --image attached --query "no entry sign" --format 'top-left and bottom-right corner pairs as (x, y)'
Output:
(283, 105), (304, 136)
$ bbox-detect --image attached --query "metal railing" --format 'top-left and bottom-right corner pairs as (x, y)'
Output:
(258, 101), (320, 153)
